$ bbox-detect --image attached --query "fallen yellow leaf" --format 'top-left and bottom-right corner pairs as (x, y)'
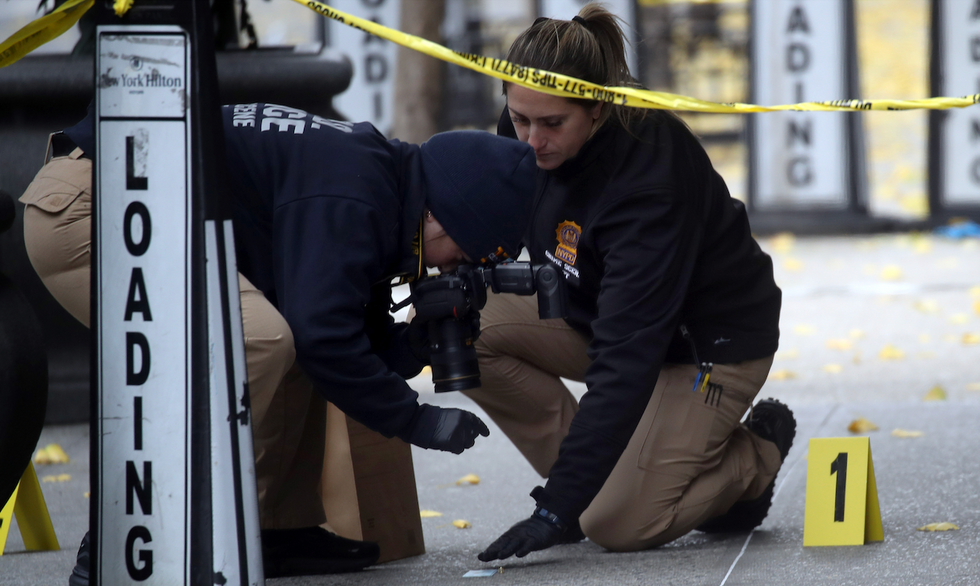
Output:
(917, 522), (958, 532)
(899, 196), (929, 216)
(948, 314), (969, 325)
(943, 334), (958, 343)
(913, 299), (940, 314)
(880, 265), (904, 281)
(892, 233), (911, 246)
(852, 351), (862, 365)
(967, 383), (980, 392)
(452, 519), (472, 529)
(456, 474), (480, 486)
(974, 300), (980, 316)
(848, 418), (879, 433)
(892, 429), (924, 438)
(34, 443), (70, 465)
(962, 333), (980, 346)
(775, 348), (799, 360)
(41, 474), (71, 483)
(856, 239), (878, 251)
(879, 345), (906, 361)
(769, 370), (798, 381)
(822, 363), (843, 374)
(825, 339), (853, 351)
(782, 258), (804, 272)
(770, 232), (795, 253)
(912, 238), (932, 254)
(923, 386), (947, 401)
(794, 324), (815, 336)
(849, 329), (866, 339)
(420, 510), (444, 518)
(84, 492), (90, 499)
(970, 286), (980, 298)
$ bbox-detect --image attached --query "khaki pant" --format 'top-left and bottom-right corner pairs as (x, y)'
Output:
(20, 151), (326, 529)
(463, 292), (782, 551)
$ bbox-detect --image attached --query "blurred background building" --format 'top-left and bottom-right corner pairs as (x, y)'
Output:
(0, 0), (941, 223)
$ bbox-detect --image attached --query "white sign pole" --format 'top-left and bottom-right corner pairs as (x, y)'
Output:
(93, 1), (263, 583)
(748, 0), (869, 228)
(929, 0), (980, 218)
(205, 217), (264, 586)
(330, 0), (401, 134)
(95, 26), (194, 584)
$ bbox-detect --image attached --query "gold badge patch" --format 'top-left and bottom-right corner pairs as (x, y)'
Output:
(555, 220), (581, 265)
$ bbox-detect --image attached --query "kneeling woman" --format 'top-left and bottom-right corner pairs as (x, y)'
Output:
(471, 4), (796, 560)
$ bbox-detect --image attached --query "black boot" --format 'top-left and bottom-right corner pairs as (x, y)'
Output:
(67, 526), (379, 581)
(261, 526), (380, 578)
(68, 532), (90, 586)
(697, 399), (797, 534)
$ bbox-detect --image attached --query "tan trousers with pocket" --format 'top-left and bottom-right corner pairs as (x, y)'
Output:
(20, 151), (326, 529)
(463, 292), (783, 551)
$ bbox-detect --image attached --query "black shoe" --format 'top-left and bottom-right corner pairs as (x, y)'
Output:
(261, 526), (380, 578)
(744, 398), (797, 462)
(697, 399), (796, 534)
(68, 532), (90, 586)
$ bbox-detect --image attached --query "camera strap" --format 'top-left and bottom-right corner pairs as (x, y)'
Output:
(390, 294), (414, 313)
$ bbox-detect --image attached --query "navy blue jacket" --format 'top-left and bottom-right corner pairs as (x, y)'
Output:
(222, 103), (426, 439)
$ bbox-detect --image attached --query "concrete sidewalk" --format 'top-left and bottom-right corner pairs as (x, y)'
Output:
(2, 233), (978, 585)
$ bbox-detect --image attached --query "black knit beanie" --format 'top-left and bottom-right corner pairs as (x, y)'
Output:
(420, 130), (538, 265)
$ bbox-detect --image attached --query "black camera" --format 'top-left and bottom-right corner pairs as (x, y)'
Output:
(410, 262), (567, 392)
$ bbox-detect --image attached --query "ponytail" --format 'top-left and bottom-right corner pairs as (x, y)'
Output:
(504, 3), (672, 132)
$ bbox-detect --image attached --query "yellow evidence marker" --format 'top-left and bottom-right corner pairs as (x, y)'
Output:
(0, 463), (60, 555)
(803, 437), (883, 546)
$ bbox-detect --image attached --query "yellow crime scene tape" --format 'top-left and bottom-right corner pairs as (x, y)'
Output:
(0, 0), (94, 68)
(292, 0), (978, 113)
(2, 0), (978, 114)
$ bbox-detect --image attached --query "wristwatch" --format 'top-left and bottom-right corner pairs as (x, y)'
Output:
(532, 506), (563, 526)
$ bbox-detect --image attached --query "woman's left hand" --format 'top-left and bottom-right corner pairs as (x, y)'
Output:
(477, 513), (563, 562)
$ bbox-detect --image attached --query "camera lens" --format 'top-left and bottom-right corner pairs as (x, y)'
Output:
(429, 319), (481, 392)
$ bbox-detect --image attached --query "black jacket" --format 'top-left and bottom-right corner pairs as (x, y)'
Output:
(500, 111), (782, 523)
(223, 103), (426, 440)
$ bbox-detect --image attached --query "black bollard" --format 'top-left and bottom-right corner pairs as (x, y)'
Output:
(0, 189), (48, 508)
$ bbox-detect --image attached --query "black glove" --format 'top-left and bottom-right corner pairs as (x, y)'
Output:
(478, 511), (564, 562)
(406, 404), (489, 454)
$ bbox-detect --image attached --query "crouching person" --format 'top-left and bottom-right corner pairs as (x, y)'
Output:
(469, 5), (797, 563)
(20, 102), (538, 581)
